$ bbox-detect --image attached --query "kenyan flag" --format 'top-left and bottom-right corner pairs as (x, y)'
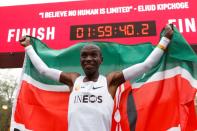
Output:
(11, 28), (197, 131)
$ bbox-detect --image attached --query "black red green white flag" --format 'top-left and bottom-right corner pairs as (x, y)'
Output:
(11, 28), (197, 131)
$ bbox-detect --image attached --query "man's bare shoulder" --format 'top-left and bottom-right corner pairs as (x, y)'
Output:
(60, 72), (80, 86)
(106, 71), (125, 86)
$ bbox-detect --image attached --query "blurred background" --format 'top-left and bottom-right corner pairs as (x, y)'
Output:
(0, 68), (21, 131)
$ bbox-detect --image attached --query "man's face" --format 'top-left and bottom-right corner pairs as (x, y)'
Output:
(80, 45), (102, 76)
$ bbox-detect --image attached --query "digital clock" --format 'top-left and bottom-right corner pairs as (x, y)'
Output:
(70, 21), (156, 40)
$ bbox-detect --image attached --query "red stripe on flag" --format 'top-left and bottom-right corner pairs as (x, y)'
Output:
(132, 75), (197, 131)
(14, 80), (70, 131)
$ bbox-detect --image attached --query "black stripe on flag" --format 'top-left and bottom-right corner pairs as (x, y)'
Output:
(127, 92), (137, 131)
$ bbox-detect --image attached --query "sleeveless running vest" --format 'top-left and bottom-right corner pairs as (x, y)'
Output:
(68, 75), (114, 131)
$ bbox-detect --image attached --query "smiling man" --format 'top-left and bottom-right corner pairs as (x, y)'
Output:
(20, 24), (173, 131)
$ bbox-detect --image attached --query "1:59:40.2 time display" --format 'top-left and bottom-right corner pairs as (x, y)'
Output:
(70, 21), (156, 40)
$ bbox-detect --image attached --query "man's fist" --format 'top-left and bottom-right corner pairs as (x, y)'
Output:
(164, 24), (174, 40)
(19, 36), (31, 47)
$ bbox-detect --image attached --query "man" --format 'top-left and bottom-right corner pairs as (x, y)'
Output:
(20, 24), (173, 131)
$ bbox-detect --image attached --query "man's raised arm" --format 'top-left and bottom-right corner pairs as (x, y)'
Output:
(20, 36), (79, 89)
(123, 25), (173, 81)
(108, 24), (174, 96)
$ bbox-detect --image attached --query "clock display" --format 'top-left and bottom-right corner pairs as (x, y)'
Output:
(70, 21), (156, 40)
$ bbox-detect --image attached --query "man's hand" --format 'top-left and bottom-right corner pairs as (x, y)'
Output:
(164, 24), (174, 40)
(19, 36), (31, 47)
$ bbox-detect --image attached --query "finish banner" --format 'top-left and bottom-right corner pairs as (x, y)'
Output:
(0, 0), (196, 52)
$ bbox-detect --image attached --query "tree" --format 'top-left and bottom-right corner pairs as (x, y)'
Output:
(0, 78), (17, 103)
(0, 72), (18, 131)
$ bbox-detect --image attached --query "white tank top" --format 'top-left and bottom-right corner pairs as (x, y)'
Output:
(68, 75), (114, 131)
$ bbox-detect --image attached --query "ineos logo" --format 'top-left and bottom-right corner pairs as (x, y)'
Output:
(74, 94), (102, 103)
